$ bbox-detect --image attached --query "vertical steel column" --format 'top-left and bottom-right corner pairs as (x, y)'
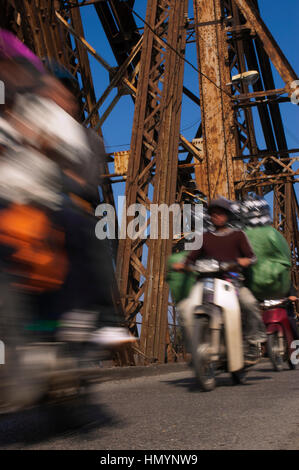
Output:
(225, 0), (258, 159)
(274, 183), (299, 291)
(116, 0), (188, 363)
(193, 0), (242, 200)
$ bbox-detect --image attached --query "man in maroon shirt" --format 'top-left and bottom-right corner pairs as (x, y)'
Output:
(173, 198), (266, 364)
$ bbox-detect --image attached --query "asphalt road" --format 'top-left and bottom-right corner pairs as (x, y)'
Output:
(0, 360), (299, 450)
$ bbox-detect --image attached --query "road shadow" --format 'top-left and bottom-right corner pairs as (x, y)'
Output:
(162, 372), (272, 393)
(257, 367), (298, 373)
(0, 392), (120, 448)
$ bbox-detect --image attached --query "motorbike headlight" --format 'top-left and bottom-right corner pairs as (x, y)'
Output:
(203, 278), (214, 303)
(195, 259), (220, 273)
(262, 299), (284, 308)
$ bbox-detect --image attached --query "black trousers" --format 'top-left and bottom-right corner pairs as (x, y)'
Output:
(39, 203), (122, 328)
(286, 303), (299, 340)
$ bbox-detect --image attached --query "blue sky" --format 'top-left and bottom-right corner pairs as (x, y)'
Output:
(79, 0), (299, 203)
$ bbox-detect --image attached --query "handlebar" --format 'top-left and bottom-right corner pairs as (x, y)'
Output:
(172, 259), (240, 274)
(260, 297), (299, 309)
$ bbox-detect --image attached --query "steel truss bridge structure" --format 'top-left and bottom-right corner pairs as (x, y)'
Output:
(1, 0), (298, 364)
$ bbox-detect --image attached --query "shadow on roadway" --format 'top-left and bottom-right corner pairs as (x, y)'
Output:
(0, 392), (120, 448)
(257, 367), (298, 373)
(162, 372), (272, 393)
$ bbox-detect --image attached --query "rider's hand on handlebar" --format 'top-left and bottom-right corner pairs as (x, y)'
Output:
(172, 262), (187, 272)
(237, 258), (252, 268)
(289, 296), (298, 303)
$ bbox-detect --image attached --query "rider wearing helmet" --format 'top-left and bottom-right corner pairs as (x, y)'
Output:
(173, 197), (267, 364)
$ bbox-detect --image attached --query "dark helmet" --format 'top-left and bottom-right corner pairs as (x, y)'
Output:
(242, 196), (272, 227)
(0, 28), (44, 73)
(207, 197), (234, 217)
(44, 58), (78, 91)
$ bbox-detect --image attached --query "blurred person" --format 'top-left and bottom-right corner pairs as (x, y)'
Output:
(0, 38), (81, 324)
(0, 34), (50, 350)
(0, 36), (71, 344)
(173, 197), (267, 364)
(34, 59), (136, 346)
(0, 29), (44, 73)
(0, 30), (135, 347)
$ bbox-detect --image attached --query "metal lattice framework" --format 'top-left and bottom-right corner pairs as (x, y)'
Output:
(116, 0), (189, 363)
(1, 0), (298, 364)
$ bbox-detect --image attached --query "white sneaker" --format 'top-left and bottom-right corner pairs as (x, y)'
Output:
(56, 310), (98, 342)
(89, 327), (137, 347)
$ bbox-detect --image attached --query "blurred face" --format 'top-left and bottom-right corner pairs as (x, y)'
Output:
(0, 59), (41, 109)
(0, 59), (38, 89)
(38, 75), (79, 119)
(210, 207), (229, 227)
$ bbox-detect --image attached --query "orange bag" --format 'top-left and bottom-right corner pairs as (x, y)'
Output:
(0, 204), (68, 292)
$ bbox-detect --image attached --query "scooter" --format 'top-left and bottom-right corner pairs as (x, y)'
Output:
(176, 259), (249, 391)
(261, 298), (298, 371)
(0, 294), (108, 415)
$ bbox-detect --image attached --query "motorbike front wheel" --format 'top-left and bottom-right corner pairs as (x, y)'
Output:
(288, 359), (296, 370)
(231, 369), (247, 385)
(192, 316), (216, 392)
(267, 332), (284, 372)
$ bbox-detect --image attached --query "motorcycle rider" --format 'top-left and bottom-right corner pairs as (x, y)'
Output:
(38, 59), (136, 347)
(173, 197), (267, 364)
(0, 30), (135, 347)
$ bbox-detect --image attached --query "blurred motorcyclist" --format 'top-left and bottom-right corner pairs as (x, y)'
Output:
(173, 197), (267, 364)
(38, 60), (136, 347)
(0, 30), (135, 348)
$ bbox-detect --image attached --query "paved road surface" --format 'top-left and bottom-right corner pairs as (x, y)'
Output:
(0, 361), (299, 450)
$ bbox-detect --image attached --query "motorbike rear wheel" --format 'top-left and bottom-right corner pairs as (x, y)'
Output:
(192, 316), (216, 392)
(267, 332), (284, 372)
(231, 369), (247, 385)
(288, 359), (296, 370)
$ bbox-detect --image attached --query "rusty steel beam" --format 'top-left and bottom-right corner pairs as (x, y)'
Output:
(193, 0), (243, 199)
(67, 0), (108, 5)
(236, 97), (291, 109)
(55, 9), (113, 72)
(273, 184), (299, 291)
(116, 0), (188, 364)
(93, 0), (140, 73)
(225, 0), (259, 167)
(233, 0), (298, 90)
(234, 151), (299, 160)
(236, 177), (298, 190)
(140, 1), (189, 363)
(233, 88), (287, 101)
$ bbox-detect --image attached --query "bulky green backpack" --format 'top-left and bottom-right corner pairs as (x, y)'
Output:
(244, 225), (291, 300)
(166, 251), (197, 304)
